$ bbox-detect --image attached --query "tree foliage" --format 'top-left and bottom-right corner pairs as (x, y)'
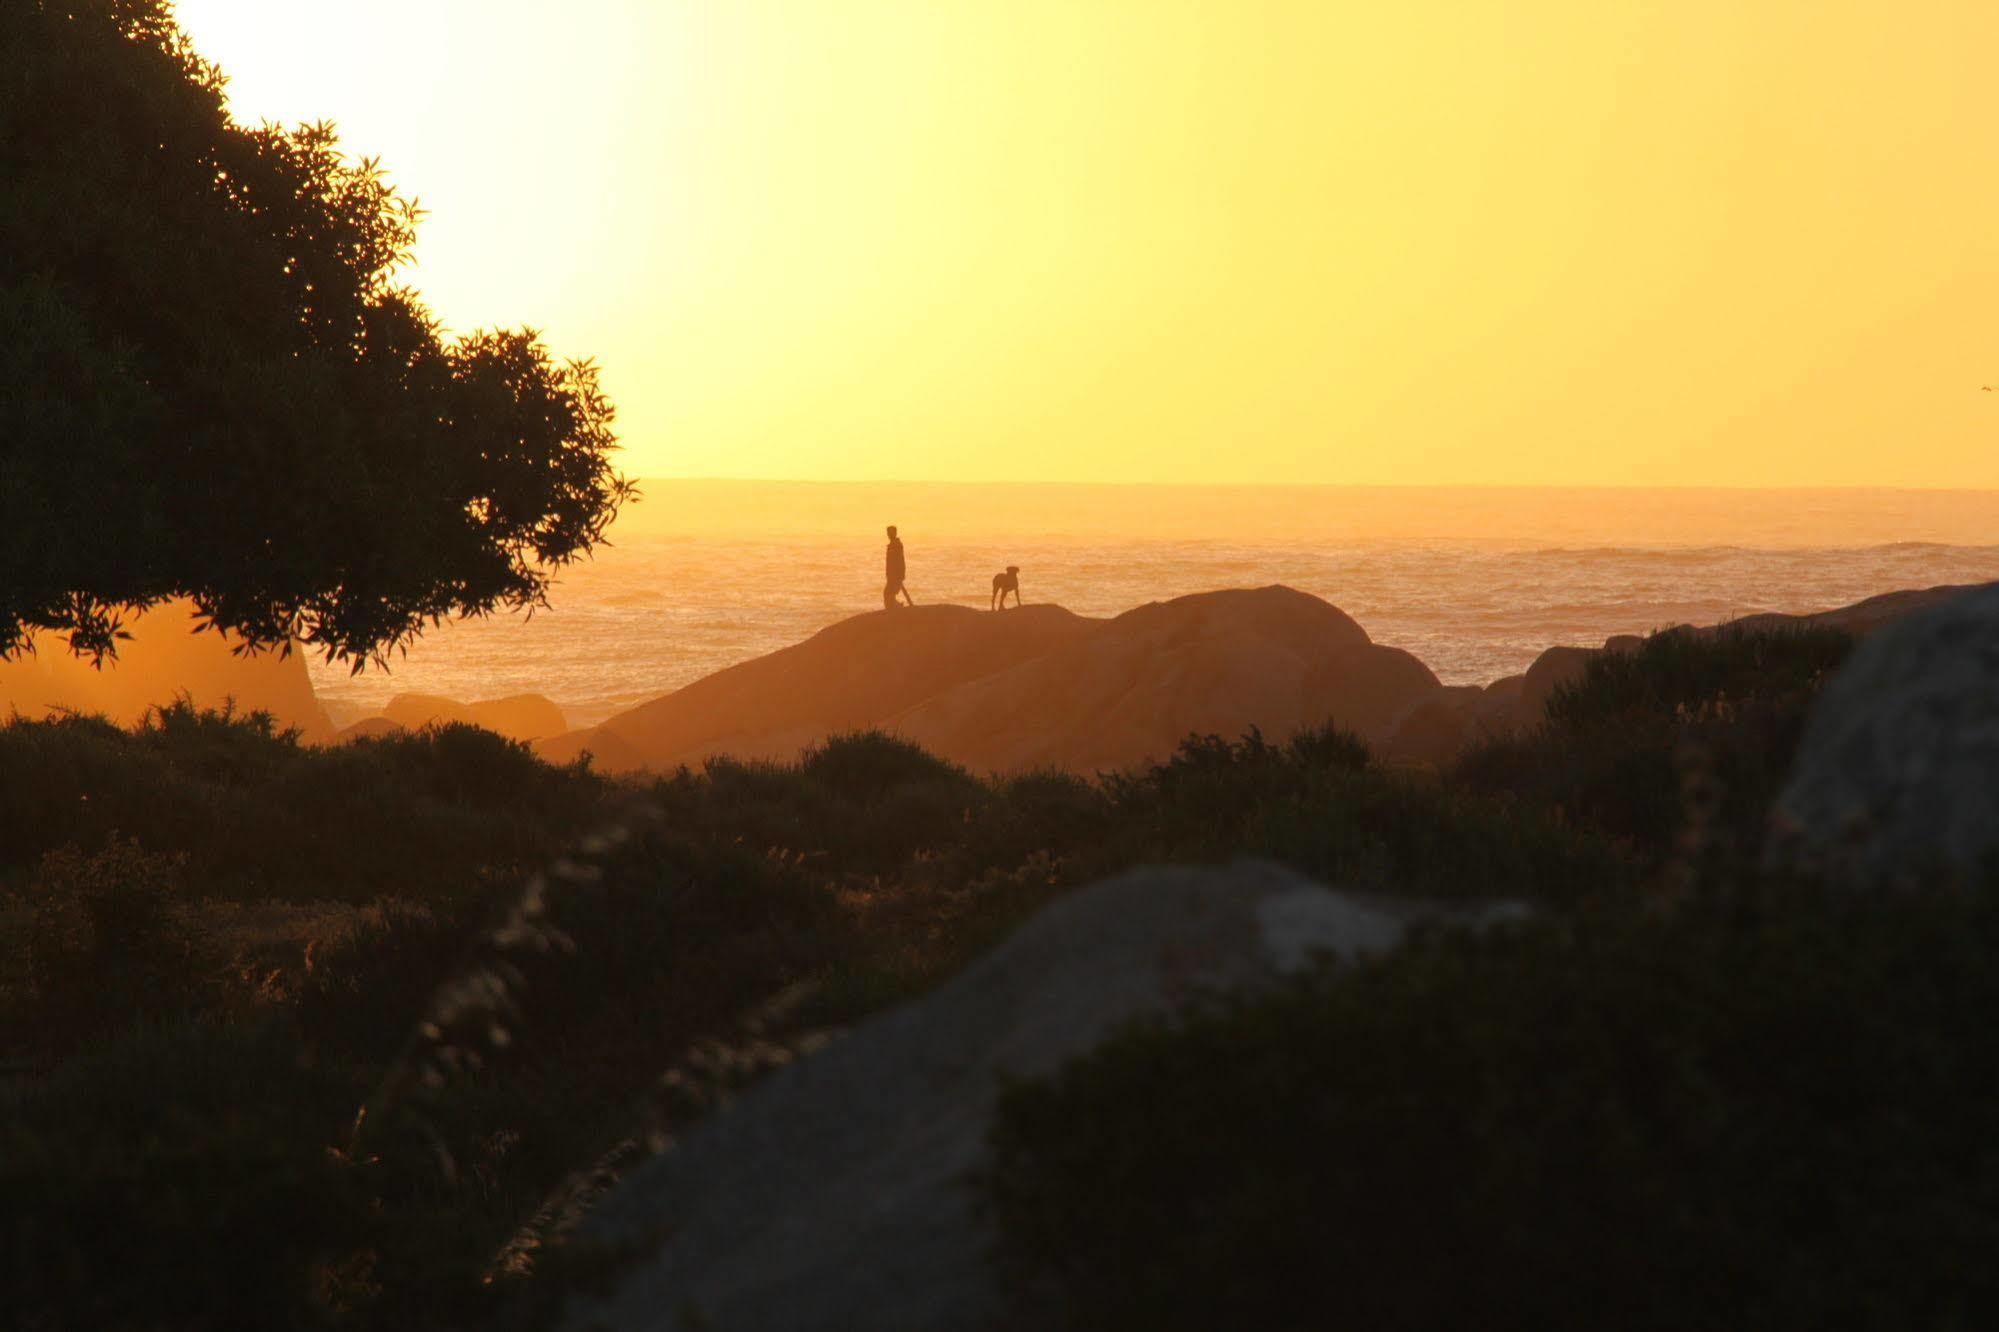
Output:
(1, 0), (634, 666)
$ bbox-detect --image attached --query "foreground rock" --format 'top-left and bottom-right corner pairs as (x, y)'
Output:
(563, 862), (1518, 1332)
(889, 586), (1438, 773)
(1770, 583), (1999, 886)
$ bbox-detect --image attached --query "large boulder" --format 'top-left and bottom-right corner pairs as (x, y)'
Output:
(0, 598), (331, 740)
(1769, 583), (1999, 886)
(888, 586), (1440, 774)
(1732, 583), (1976, 639)
(595, 603), (1099, 771)
(561, 862), (1516, 1332)
(1516, 644), (1596, 721)
(1381, 684), (1486, 765)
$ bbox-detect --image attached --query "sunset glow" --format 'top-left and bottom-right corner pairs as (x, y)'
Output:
(174, 0), (1999, 487)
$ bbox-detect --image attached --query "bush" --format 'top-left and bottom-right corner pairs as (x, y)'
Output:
(986, 877), (1999, 1332)
(0, 708), (605, 901)
(1544, 623), (1853, 730)
(661, 732), (991, 876)
(1095, 726), (1628, 906)
(1453, 625), (1853, 862)
(799, 729), (983, 802)
(7, 836), (206, 1053)
(1, 1019), (372, 1332)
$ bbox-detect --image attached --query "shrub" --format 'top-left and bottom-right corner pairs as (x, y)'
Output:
(8, 836), (206, 1053)
(1, 1019), (372, 1331)
(0, 708), (605, 901)
(1544, 623), (1853, 731)
(986, 877), (1999, 1332)
(669, 732), (991, 876)
(1095, 727), (1628, 905)
(1453, 625), (1853, 862)
(800, 729), (983, 802)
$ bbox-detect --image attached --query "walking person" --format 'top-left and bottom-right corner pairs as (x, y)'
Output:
(884, 525), (914, 609)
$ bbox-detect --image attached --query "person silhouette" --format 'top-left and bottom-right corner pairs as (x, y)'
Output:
(884, 525), (913, 609)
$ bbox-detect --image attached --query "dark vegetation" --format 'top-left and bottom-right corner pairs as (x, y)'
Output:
(986, 624), (1999, 1331)
(1, 0), (631, 664)
(1, 697), (1594, 1330)
(3, 622), (1947, 1329)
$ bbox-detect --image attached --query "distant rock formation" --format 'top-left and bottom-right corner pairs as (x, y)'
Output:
(532, 725), (648, 774)
(562, 862), (1516, 1332)
(331, 716), (403, 745)
(1770, 583), (1999, 886)
(888, 586), (1438, 774)
(379, 692), (567, 742)
(0, 599), (331, 740)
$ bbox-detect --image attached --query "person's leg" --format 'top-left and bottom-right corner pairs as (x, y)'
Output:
(884, 581), (896, 610)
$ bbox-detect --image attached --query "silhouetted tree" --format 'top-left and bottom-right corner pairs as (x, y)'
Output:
(1, 0), (634, 667)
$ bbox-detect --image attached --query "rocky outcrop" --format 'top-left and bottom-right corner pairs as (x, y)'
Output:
(594, 604), (1100, 771)
(562, 862), (1518, 1332)
(331, 716), (403, 744)
(379, 692), (567, 742)
(533, 725), (648, 774)
(0, 599), (331, 740)
(1769, 584), (1999, 887)
(1733, 583), (1975, 639)
(553, 582), (1995, 777)
(887, 587), (1437, 774)
(1516, 644), (1598, 720)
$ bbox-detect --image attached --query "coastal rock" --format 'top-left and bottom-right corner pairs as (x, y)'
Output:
(0, 598), (331, 740)
(569, 582), (1983, 780)
(1517, 644), (1596, 721)
(381, 692), (567, 742)
(380, 693), (473, 730)
(563, 862), (1507, 1332)
(1770, 583), (1999, 886)
(888, 586), (1440, 774)
(533, 725), (648, 774)
(331, 716), (402, 744)
(596, 604), (1100, 770)
(1477, 673), (1527, 726)
(1381, 684), (1485, 765)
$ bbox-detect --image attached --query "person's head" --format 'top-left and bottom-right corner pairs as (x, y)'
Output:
(886, 525), (898, 539)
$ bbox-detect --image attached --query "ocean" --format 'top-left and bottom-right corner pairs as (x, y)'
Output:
(305, 481), (1999, 731)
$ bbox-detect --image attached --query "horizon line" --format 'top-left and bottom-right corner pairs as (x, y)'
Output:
(630, 476), (1999, 496)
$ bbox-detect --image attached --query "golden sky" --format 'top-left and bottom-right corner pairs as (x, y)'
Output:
(174, 0), (1999, 487)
